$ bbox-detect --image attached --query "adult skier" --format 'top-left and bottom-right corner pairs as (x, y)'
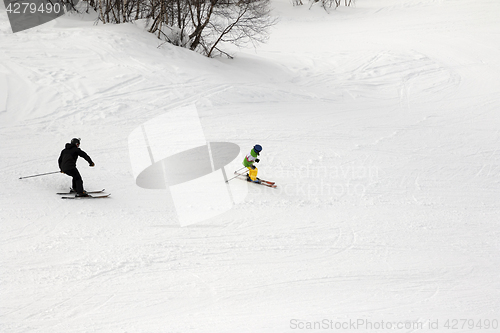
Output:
(243, 144), (262, 183)
(58, 138), (95, 197)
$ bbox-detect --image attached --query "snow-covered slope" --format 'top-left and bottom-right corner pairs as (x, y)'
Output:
(1, 0), (499, 332)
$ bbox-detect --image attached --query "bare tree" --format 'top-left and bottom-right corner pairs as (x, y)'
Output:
(84, 0), (277, 57)
(204, 0), (277, 57)
(307, 0), (354, 12)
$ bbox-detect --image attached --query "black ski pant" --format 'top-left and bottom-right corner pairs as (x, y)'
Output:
(63, 168), (84, 194)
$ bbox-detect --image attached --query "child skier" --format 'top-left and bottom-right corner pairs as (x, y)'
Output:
(243, 144), (262, 183)
(58, 138), (95, 197)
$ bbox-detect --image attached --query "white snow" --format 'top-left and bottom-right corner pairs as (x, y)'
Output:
(1, 0), (500, 332)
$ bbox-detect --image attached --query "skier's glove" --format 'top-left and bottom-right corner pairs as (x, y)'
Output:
(255, 159), (260, 163)
(89, 162), (95, 167)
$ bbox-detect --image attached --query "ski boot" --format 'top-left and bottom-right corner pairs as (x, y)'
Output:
(246, 174), (261, 184)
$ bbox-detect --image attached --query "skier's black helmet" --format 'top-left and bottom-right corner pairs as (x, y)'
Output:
(254, 144), (262, 153)
(71, 138), (81, 146)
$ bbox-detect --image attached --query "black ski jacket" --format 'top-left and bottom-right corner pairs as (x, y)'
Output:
(58, 143), (94, 172)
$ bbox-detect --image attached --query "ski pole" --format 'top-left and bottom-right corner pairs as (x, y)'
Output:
(235, 166), (246, 173)
(19, 171), (61, 179)
(225, 166), (247, 183)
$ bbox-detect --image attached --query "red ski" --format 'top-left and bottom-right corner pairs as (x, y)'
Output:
(233, 172), (277, 188)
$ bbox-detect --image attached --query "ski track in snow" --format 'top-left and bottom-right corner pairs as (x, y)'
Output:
(1, 0), (500, 332)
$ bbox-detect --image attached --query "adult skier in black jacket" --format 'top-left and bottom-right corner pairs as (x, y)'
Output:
(58, 138), (95, 197)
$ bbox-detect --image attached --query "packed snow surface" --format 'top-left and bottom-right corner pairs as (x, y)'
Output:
(1, 0), (499, 332)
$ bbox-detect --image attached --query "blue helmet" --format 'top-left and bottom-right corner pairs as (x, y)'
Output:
(254, 144), (262, 153)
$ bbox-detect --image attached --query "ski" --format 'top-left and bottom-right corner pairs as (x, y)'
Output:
(233, 172), (277, 188)
(61, 194), (111, 199)
(253, 180), (277, 188)
(234, 171), (275, 184)
(57, 189), (105, 195)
